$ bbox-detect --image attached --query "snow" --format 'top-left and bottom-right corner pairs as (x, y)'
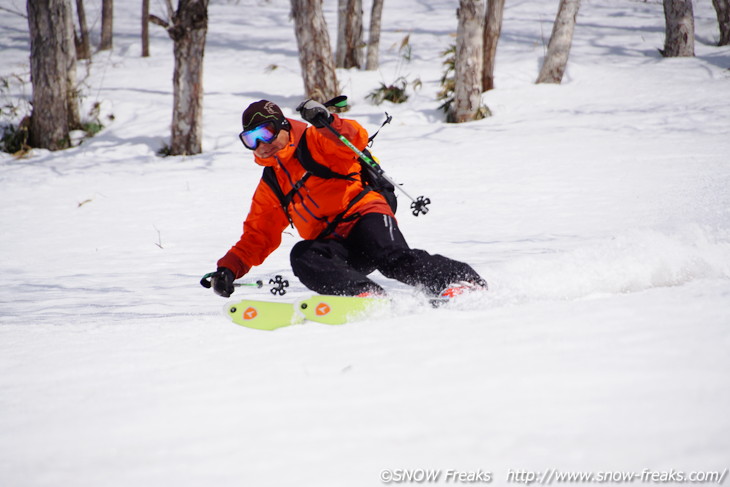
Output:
(1, 0), (729, 485)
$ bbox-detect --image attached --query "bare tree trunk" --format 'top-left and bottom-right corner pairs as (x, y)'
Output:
(342, 0), (363, 69)
(141, 0), (150, 57)
(100, 0), (113, 50)
(536, 0), (581, 84)
(713, 0), (730, 45)
(291, 0), (339, 101)
(336, 0), (364, 69)
(482, 0), (504, 91)
(75, 0), (91, 60)
(336, 0), (346, 67)
(449, 0), (484, 123)
(365, 0), (384, 70)
(662, 0), (695, 56)
(168, 0), (208, 155)
(27, 0), (78, 150)
(66, 33), (81, 130)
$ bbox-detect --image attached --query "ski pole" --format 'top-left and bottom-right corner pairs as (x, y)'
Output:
(200, 273), (263, 290)
(200, 273), (289, 296)
(318, 97), (431, 216)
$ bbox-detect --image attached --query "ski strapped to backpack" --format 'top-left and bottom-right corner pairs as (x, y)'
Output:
(261, 129), (396, 239)
(319, 96), (431, 217)
(261, 96), (430, 235)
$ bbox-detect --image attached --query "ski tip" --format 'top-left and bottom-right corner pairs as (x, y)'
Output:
(225, 300), (303, 331)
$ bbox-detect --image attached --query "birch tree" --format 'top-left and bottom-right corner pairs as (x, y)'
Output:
(151, 0), (209, 155)
(170, 0), (208, 155)
(713, 0), (730, 45)
(482, 0), (505, 91)
(449, 0), (484, 123)
(142, 0), (150, 57)
(336, 0), (346, 67)
(100, 0), (113, 50)
(662, 0), (695, 56)
(27, 0), (80, 150)
(291, 0), (339, 101)
(336, 0), (364, 69)
(366, 0), (385, 70)
(536, 0), (581, 84)
(74, 0), (91, 60)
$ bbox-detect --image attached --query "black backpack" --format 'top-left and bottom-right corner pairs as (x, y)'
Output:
(261, 128), (397, 236)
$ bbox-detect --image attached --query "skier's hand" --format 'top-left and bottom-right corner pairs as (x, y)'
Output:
(211, 267), (235, 298)
(296, 99), (331, 128)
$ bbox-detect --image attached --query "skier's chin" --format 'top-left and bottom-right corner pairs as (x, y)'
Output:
(256, 147), (277, 159)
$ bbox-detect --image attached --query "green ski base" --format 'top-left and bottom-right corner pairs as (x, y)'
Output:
(225, 295), (390, 331)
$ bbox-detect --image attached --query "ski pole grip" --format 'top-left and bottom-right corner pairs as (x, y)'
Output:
(200, 272), (214, 289)
(323, 95), (348, 109)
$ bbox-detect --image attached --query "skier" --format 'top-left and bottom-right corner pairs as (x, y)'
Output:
(208, 99), (487, 299)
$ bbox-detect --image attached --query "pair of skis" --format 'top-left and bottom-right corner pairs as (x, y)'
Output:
(225, 295), (390, 331)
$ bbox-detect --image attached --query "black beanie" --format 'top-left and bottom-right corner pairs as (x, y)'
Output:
(241, 100), (290, 132)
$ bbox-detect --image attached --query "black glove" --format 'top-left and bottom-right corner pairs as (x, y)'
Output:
(296, 99), (332, 128)
(211, 267), (235, 298)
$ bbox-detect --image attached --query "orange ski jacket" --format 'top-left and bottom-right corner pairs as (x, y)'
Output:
(218, 116), (394, 278)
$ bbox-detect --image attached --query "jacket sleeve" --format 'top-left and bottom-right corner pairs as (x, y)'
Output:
(217, 178), (290, 279)
(306, 114), (369, 172)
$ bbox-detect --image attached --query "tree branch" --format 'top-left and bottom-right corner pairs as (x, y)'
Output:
(0, 6), (26, 18)
(148, 14), (170, 29)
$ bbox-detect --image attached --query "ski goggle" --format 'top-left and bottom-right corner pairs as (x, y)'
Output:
(239, 122), (279, 150)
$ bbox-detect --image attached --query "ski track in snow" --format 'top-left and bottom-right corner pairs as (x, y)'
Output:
(1, 0), (729, 486)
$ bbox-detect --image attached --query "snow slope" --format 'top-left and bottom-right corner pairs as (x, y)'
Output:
(1, 1), (729, 486)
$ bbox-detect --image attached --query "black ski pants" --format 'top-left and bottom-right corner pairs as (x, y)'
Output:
(290, 213), (484, 296)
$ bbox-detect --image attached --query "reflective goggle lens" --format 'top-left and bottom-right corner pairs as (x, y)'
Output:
(239, 122), (278, 150)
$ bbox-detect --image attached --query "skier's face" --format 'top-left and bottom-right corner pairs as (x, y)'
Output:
(253, 129), (289, 159)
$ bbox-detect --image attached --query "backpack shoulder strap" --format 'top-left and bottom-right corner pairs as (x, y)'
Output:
(295, 129), (358, 181)
(261, 166), (296, 225)
(262, 166), (283, 199)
